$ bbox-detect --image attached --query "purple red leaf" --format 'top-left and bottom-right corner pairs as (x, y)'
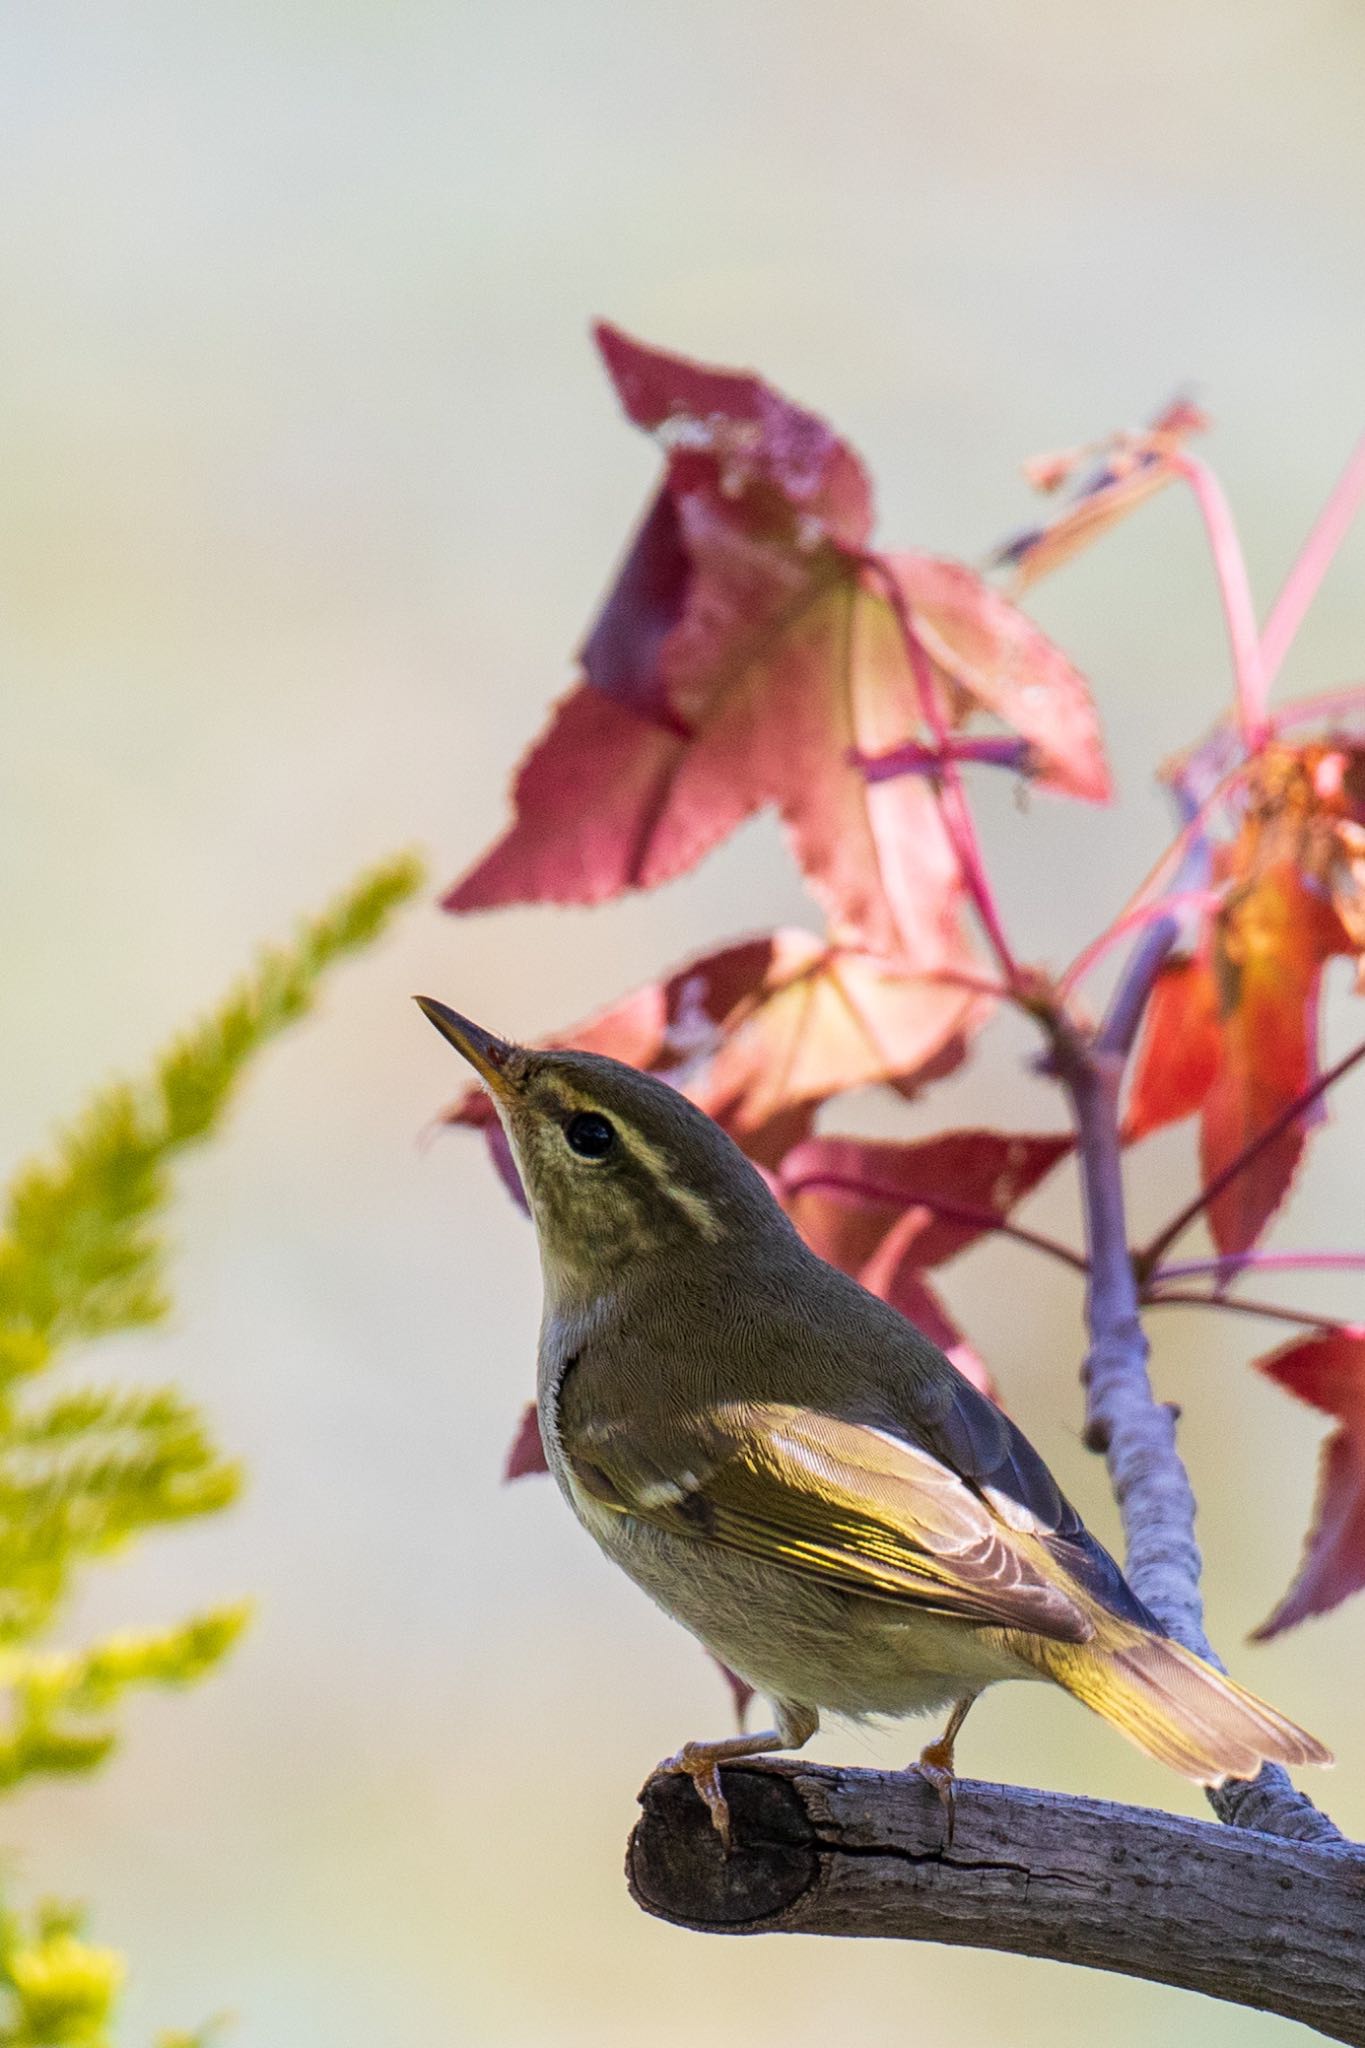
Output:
(448, 327), (1108, 963)
(1254, 1331), (1365, 1637)
(504, 1401), (550, 1481)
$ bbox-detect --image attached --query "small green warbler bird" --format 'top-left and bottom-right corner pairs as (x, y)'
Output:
(418, 998), (1329, 1844)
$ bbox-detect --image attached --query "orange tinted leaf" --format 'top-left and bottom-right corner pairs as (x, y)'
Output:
(694, 934), (983, 1150)
(1126, 955), (1222, 1139)
(996, 398), (1209, 591)
(1254, 1331), (1365, 1637)
(447, 931), (985, 1182)
(1145, 741), (1364, 1247)
(504, 1402), (550, 1480)
(887, 554), (1110, 801)
(1201, 862), (1347, 1256)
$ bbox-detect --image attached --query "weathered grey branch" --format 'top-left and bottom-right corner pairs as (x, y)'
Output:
(1052, 1018), (1343, 1846)
(1095, 908), (1183, 1059)
(628, 1763), (1365, 2044)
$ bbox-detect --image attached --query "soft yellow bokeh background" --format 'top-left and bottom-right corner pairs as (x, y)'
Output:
(3, 4), (1363, 2043)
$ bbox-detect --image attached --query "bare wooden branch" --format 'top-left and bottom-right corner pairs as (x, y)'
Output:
(1051, 1022), (1343, 1847)
(628, 1762), (1365, 2045)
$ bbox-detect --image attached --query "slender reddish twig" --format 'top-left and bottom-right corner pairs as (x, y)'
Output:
(860, 554), (1023, 991)
(1260, 434), (1365, 690)
(1093, 772), (1222, 1060)
(1150, 1251), (1365, 1286)
(776, 1169), (1089, 1275)
(1141, 1288), (1348, 1337)
(1139, 1037), (1365, 1272)
(1174, 453), (1271, 752)
(1073, 757), (1252, 1023)
(923, 964), (1013, 1000)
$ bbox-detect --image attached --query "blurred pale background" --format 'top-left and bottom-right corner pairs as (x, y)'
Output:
(2, 3), (1363, 2043)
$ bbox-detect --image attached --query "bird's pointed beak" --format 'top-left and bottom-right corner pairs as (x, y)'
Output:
(414, 997), (519, 1099)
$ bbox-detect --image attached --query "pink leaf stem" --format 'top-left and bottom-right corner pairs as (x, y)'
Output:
(1142, 1288), (1351, 1338)
(1174, 454), (1270, 753)
(1059, 889), (1222, 1001)
(1150, 1252), (1365, 1287)
(1271, 680), (1365, 736)
(861, 554), (1023, 990)
(1260, 435), (1365, 690)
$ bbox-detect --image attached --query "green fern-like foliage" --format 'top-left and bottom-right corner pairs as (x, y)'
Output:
(0, 851), (423, 2046)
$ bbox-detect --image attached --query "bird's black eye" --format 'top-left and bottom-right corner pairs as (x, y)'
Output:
(564, 1111), (615, 1160)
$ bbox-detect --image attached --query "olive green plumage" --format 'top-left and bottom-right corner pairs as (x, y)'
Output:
(420, 999), (1329, 1837)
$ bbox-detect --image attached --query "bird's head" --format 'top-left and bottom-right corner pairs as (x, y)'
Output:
(417, 997), (785, 1300)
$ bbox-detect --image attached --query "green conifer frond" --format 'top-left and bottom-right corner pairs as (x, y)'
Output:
(0, 849), (424, 2044)
(0, 850), (424, 1381)
(0, 1386), (239, 1646)
(0, 1607), (250, 1792)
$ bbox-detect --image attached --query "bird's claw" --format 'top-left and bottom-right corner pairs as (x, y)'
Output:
(652, 1741), (733, 1852)
(905, 1739), (958, 1847)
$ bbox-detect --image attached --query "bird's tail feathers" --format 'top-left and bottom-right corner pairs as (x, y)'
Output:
(1033, 1628), (1331, 1786)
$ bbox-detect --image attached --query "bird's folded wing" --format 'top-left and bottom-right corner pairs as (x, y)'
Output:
(569, 1401), (1093, 1644)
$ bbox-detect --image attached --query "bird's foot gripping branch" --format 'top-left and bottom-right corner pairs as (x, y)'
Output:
(437, 324), (1365, 2023)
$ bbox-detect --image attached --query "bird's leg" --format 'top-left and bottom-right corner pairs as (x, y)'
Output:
(905, 1692), (979, 1846)
(651, 1700), (818, 1852)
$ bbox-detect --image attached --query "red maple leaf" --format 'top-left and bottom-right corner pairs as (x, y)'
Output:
(1126, 954), (1223, 1139)
(779, 1128), (1072, 1269)
(882, 555), (1109, 802)
(1308, 738), (1365, 977)
(448, 326), (1106, 963)
(778, 1129), (1073, 1397)
(1254, 1330), (1365, 1637)
(1199, 860), (1345, 1256)
(446, 930), (986, 1193)
(504, 1401), (549, 1480)
(995, 398), (1209, 591)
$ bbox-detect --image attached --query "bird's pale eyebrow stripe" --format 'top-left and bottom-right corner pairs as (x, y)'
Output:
(615, 1124), (724, 1241)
